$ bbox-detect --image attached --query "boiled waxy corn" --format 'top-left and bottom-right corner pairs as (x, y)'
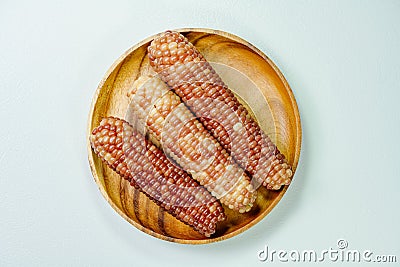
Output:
(148, 31), (293, 190)
(90, 117), (226, 236)
(127, 77), (256, 213)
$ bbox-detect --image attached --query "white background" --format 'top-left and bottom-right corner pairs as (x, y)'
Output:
(1, 0), (399, 266)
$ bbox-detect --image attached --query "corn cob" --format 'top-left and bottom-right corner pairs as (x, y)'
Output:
(147, 31), (293, 190)
(90, 117), (226, 237)
(127, 77), (257, 213)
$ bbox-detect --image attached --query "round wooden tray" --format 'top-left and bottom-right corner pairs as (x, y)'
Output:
(87, 28), (302, 244)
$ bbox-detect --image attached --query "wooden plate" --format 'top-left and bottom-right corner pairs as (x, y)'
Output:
(87, 28), (302, 244)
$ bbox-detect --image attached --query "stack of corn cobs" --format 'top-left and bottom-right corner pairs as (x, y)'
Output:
(90, 31), (293, 237)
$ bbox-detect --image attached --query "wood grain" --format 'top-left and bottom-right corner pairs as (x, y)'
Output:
(87, 28), (302, 244)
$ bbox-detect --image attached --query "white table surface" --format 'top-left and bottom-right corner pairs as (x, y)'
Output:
(1, 0), (399, 266)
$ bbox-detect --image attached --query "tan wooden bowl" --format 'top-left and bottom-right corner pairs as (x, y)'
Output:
(87, 28), (302, 244)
